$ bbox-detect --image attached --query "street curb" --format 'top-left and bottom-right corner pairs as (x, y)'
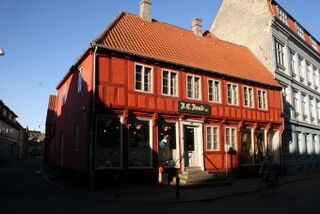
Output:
(40, 164), (320, 204)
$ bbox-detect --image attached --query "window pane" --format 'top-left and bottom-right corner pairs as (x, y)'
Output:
(206, 127), (212, 150)
(96, 117), (121, 168)
(128, 118), (151, 167)
(170, 72), (177, 96)
(194, 77), (200, 99)
(144, 67), (152, 92)
(135, 65), (142, 90)
(162, 71), (169, 95)
(158, 120), (177, 167)
(208, 80), (213, 101)
(187, 76), (193, 98)
(214, 81), (220, 102)
(227, 84), (232, 104)
(213, 127), (218, 150)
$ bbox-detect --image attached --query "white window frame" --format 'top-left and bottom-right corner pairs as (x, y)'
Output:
(225, 127), (237, 151)
(298, 56), (304, 81)
(258, 89), (268, 110)
(77, 67), (82, 93)
(186, 74), (202, 100)
(208, 79), (221, 103)
(162, 69), (178, 97)
(306, 62), (312, 86)
(243, 86), (254, 108)
(317, 101), (320, 124)
(309, 97), (315, 123)
(206, 126), (219, 151)
(301, 94), (308, 121)
(278, 7), (288, 25)
(289, 50), (296, 77)
(297, 24), (305, 40)
(275, 40), (285, 69)
(311, 38), (318, 51)
(314, 66), (319, 90)
(227, 83), (239, 106)
(292, 89), (300, 118)
(134, 63), (153, 93)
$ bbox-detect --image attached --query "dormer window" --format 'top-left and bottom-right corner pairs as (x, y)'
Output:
(297, 24), (304, 40)
(311, 38), (318, 51)
(278, 8), (288, 25)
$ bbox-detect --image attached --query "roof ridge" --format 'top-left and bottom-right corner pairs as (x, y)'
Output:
(92, 11), (126, 45)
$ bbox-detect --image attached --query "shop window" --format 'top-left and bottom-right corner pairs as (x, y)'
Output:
(96, 116), (122, 168)
(240, 128), (253, 164)
(128, 118), (152, 168)
(255, 129), (266, 164)
(158, 120), (177, 167)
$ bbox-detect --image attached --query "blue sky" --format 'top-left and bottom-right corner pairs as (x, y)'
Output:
(1, 0), (320, 132)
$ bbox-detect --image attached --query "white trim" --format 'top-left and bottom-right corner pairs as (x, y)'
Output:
(161, 69), (178, 97)
(206, 125), (220, 151)
(257, 89), (268, 110)
(226, 82), (239, 106)
(186, 74), (202, 100)
(179, 120), (204, 171)
(207, 78), (221, 103)
(225, 126), (237, 151)
(134, 63), (153, 94)
(243, 85), (254, 108)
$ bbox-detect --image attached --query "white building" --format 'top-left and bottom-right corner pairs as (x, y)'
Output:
(210, 0), (320, 174)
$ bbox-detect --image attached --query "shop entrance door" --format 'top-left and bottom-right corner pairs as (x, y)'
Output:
(184, 126), (199, 167)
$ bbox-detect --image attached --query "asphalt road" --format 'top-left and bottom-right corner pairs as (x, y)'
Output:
(0, 158), (319, 214)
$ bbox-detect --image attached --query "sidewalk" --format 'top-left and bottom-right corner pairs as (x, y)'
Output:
(41, 168), (320, 203)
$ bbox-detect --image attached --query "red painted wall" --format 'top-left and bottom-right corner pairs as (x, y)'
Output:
(53, 51), (93, 172)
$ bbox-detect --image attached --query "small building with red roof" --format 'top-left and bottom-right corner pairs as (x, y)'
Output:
(47, 0), (283, 184)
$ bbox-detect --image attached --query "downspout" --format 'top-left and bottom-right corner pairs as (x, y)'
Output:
(279, 89), (285, 174)
(89, 45), (98, 192)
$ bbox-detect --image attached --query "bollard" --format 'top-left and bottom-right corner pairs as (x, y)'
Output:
(114, 175), (120, 198)
(176, 175), (180, 199)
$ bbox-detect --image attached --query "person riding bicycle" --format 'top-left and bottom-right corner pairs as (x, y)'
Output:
(259, 155), (279, 186)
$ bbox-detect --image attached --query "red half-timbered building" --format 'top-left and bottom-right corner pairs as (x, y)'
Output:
(46, 1), (283, 182)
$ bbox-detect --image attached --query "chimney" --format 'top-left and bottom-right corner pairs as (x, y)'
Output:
(140, 0), (152, 22)
(191, 18), (202, 37)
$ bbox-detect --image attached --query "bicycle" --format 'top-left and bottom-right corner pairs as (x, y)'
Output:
(259, 172), (278, 196)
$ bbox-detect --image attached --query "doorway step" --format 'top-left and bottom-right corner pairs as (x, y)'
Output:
(171, 167), (231, 187)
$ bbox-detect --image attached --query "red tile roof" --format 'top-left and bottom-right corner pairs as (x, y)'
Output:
(268, 0), (320, 53)
(94, 12), (280, 88)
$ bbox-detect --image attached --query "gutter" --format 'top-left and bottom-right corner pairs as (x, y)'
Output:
(89, 45), (98, 192)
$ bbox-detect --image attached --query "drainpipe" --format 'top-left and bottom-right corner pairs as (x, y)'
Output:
(89, 45), (98, 192)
